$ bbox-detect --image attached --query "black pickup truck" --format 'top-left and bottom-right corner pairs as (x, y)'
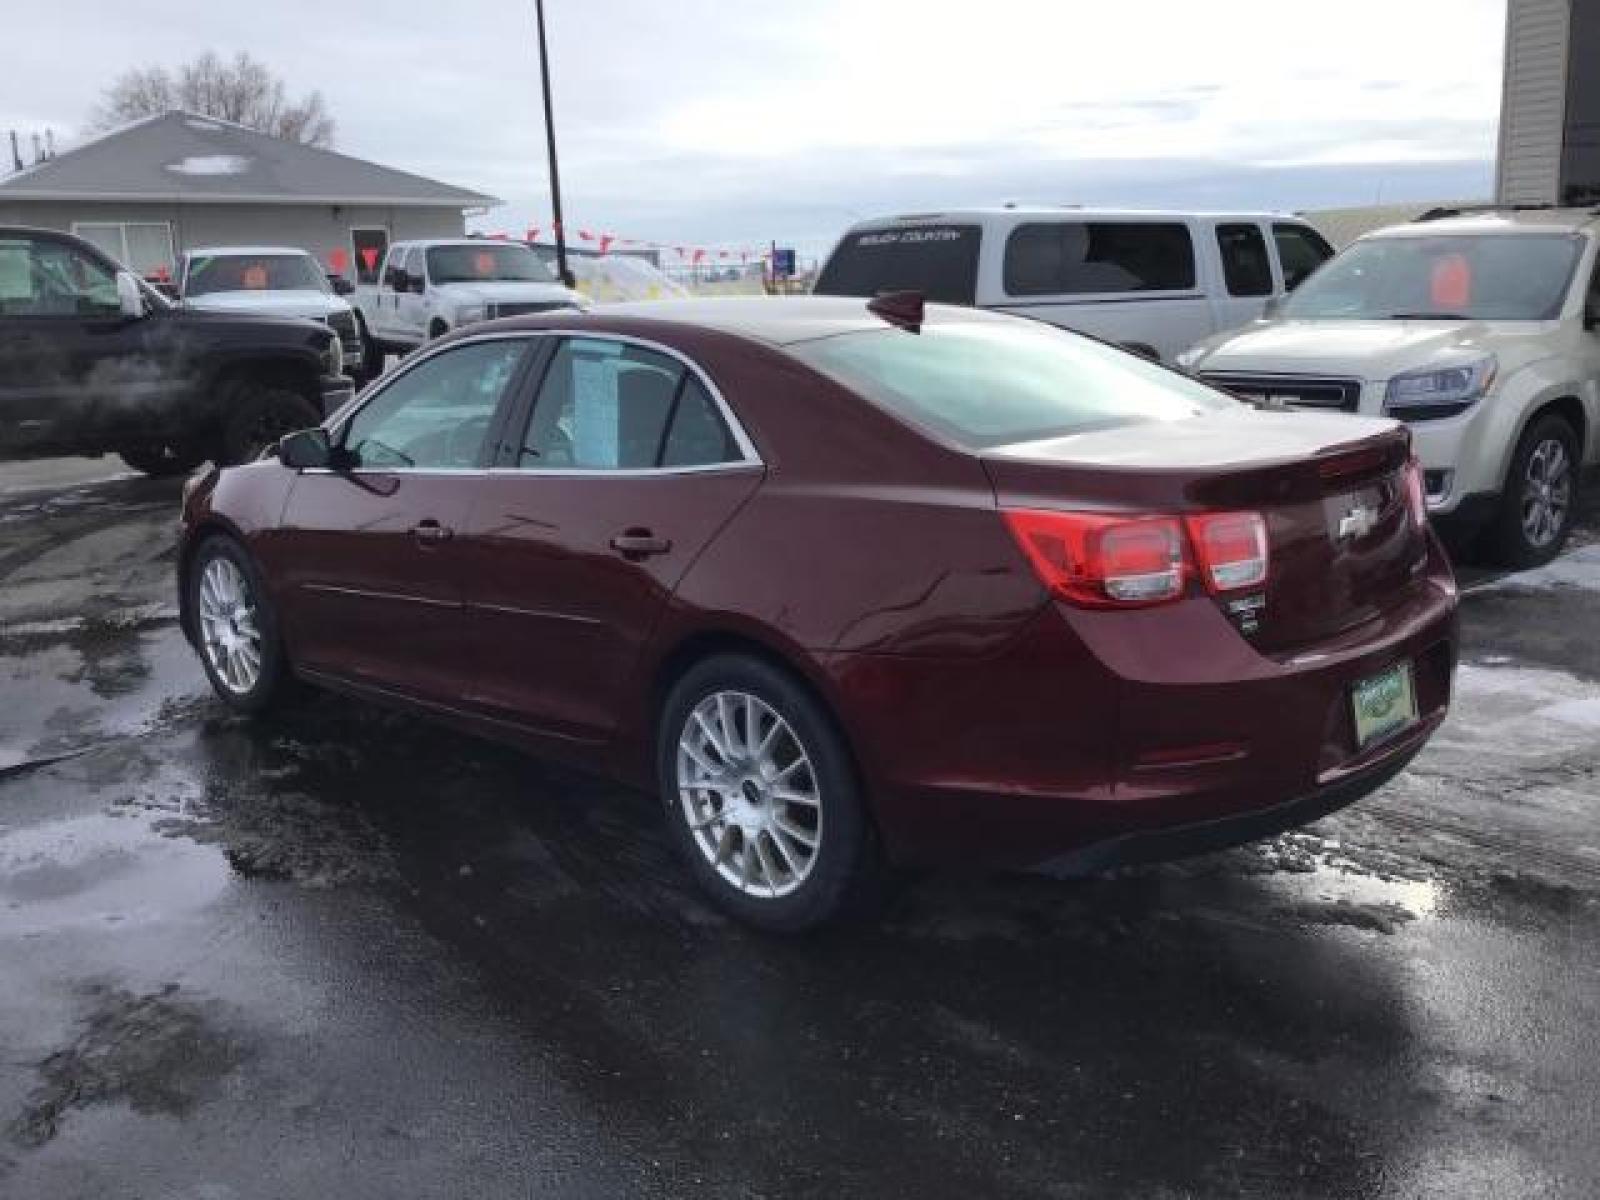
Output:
(0, 226), (353, 476)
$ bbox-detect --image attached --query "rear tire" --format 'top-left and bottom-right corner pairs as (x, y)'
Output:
(658, 654), (883, 932)
(186, 535), (295, 714)
(219, 383), (321, 465)
(118, 441), (205, 478)
(1481, 414), (1580, 569)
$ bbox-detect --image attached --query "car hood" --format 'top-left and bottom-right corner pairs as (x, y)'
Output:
(433, 281), (580, 304)
(186, 291), (348, 319)
(1185, 318), (1532, 379)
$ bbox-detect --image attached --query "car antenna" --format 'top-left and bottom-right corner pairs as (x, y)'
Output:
(867, 290), (924, 332)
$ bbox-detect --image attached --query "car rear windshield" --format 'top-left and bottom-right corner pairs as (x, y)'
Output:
(789, 319), (1234, 450)
(426, 243), (558, 284)
(186, 253), (327, 295)
(1280, 232), (1585, 321)
(814, 225), (980, 306)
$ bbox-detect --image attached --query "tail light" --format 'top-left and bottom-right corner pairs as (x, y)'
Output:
(1004, 508), (1270, 608)
(1186, 512), (1268, 592)
(1003, 511), (1186, 608)
(1402, 457), (1427, 529)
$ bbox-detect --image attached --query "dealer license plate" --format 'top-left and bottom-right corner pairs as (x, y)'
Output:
(1351, 661), (1417, 749)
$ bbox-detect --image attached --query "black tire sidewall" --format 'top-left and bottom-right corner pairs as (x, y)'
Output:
(119, 442), (205, 477)
(657, 654), (876, 933)
(220, 384), (321, 465)
(187, 535), (289, 714)
(1486, 415), (1580, 568)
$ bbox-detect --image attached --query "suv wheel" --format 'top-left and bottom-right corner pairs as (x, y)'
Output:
(220, 383), (322, 465)
(1483, 414), (1580, 568)
(658, 654), (883, 932)
(186, 535), (294, 713)
(119, 441), (205, 478)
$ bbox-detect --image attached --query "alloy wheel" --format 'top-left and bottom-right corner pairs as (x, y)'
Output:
(676, 690), (823, 899)
(198, 556), (262, 694)
(1520, 436), (1572, 549)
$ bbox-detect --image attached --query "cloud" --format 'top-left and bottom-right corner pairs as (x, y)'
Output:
(1, 0), (1506, 259)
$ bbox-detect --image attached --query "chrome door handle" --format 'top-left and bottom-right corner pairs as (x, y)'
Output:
(411, 520), (453, 545)
(609, 529), (672, 558)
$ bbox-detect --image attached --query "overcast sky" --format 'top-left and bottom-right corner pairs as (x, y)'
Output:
(4, 0), (1507, 258)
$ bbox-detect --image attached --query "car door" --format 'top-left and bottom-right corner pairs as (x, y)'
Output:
(373, 246), (407, 342)
(1210, 221), (1276, 336)
(397, 247), (430, 342)
(453, 334), (763, 742)
(0, 231), (157, 456)
(273, 334), (537, 703)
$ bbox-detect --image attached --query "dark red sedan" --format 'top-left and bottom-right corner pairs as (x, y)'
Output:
(178, 296), (1457, 930)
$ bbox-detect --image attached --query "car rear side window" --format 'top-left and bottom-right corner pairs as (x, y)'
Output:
(1216, 224), (1273, 297)
(521, 338), (740, 470)
(790, 319), (1233, 450)
(814, 225), (980, 306)
(1273, 223), (1334, 290)
(0, 236), (121, 317)
(1002, 222), (1197, 297)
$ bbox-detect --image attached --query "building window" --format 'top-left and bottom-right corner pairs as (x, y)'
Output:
(71, 222), (175, 278)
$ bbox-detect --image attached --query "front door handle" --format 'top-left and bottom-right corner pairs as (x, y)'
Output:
(609, 529), (672, 559)
(411, 520), (453, 545)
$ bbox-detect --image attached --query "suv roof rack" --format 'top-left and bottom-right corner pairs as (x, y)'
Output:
(1413, 203), (1600, 223)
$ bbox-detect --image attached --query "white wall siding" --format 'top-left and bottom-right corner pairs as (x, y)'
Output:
(1497, 0), (1572, 205)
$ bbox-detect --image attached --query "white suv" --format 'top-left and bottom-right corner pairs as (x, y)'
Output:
(1178, 209), (1600, 566)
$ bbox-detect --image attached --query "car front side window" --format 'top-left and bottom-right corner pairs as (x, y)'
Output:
(342, 338), (528, 470)
(0, 236), (120, 318)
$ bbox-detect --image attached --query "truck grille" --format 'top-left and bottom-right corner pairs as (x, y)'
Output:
(488, 301), (571, 319)
(1200, 372), (1362, 413)
(322, 310), (361, 353)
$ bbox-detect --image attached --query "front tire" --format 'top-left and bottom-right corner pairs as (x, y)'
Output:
(658, 654), (882, 932)
(118, 441), (205, 478)
(186, 535), (294, 713)
(1482, 415), (1580, 568)
(219, 383), (322, 465)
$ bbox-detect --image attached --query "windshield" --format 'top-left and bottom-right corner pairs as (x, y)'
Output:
(426, 243), (557, 284)
(1280, 232), (1585, 321)
(185, 253), (328, 296)
(790, 319), (1234, 450)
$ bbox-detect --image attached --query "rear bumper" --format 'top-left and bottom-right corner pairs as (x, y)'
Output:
(823, 536), (1458, 868)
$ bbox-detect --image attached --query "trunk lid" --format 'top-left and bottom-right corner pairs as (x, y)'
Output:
(984, 410), (1425, 652)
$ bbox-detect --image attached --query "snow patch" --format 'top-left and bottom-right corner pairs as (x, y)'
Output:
(164, 155), (251, 177)
(1476, 544), (1600, 594)
(1537, 696), (1600, 731)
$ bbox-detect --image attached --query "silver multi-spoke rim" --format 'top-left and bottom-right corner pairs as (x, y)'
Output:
(1521, 437), (1572, 549)
(676, 690), (822, 899)
(197, 556), (262, 695)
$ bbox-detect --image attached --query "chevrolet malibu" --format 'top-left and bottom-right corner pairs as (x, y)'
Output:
(178, 296), (1458, 931)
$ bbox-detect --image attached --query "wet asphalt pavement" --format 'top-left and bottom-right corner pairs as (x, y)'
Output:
(1, 467), (1599, 1199)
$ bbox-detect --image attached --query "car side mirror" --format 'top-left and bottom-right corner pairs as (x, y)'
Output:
(115, 271), (147, 320)
(330, 276), (355, 297)
(277, 426), (334, 469)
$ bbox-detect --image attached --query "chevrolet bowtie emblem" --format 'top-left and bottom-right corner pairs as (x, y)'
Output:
(1337, 504), (1378, 541)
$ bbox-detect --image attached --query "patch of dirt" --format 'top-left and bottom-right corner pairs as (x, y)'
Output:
(8, 984), (247, 1149)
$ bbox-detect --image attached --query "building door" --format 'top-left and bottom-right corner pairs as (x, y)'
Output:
(351, 227), (389, 287)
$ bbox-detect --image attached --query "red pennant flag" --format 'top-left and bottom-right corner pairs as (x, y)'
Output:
(599, 234), (615, 254)
(578, 229), (595, 242)
(328, 247), (350, 274)
(360, 246), (379, 271)
(691, 249), (705, 265)
(525, 227), (539, 242)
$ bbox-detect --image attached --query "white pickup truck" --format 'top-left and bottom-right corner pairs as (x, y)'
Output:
(354, 239), (583, 374)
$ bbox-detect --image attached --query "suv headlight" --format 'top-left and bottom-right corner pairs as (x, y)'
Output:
(1384, 356), (1497, 420)
(457, 303), (488, 324)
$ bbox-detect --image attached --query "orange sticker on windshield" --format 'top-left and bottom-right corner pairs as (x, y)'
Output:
(474, 252), (495, 275)
(243, 264), (269, 289)
(1430, 253), (1471, 309)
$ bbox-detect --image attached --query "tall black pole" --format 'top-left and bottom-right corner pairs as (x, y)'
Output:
(534, 0), (571, 286)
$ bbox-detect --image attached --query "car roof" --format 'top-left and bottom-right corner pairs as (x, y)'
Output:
(842, 207), (1306, 228)
(185, 246), (314, 257)
(489, 295), (1017, 346)
(1363, 208), (1600, 240)
(396, 238), (532, 250)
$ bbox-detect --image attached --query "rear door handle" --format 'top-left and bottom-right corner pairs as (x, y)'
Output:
(411, 520), (453, 545)
(609, 529), (672, 559)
